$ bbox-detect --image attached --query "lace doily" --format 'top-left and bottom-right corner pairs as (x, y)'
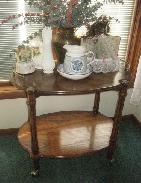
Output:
(81, 35), (120, 60)
(91, 57), (119, 73)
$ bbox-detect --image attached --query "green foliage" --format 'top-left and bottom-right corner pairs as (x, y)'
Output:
(24, 0), (123, 28)
(71, 1), (102, 27)
(86, 15), (112, 37)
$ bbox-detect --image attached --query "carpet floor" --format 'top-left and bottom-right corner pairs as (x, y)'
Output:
(0, 119), (141, 183)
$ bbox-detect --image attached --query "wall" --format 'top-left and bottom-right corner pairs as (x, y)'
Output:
(0, 88), (138, 129)
(135, 103), (141, 122)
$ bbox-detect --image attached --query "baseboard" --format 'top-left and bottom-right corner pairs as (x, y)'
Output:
(121, 114), (135, 121)
(131, 115), (141, 123)
(122, 114), (140, 122)
(127, 114), (141, 125)
(0, 128), (18, 135)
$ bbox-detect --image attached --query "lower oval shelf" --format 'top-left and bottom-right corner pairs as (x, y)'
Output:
(18, 111), (114, 158)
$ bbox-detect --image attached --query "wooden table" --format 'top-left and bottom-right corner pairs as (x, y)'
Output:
(12, 70), (129, 176)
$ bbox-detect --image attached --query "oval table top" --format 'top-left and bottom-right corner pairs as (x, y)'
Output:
(11, 69), (130, 96)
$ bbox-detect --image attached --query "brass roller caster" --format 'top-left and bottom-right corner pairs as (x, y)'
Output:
(110, 158), (115, 163)
(30, 170), (39, 176)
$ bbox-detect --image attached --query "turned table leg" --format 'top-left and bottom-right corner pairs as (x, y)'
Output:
(93, 90), (100, 115)
(26, 87), (40, 176)
(107, 79), (128, 161)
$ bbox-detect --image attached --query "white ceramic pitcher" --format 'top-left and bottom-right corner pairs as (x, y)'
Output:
(63, 45), (94, 74)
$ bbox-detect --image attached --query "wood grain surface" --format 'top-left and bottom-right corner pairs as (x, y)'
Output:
(0, 85), (25, 99)
(18, 111), (113, 158)
(12, 70), (130, 95)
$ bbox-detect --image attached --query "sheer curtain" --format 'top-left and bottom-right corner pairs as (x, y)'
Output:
(130, 55), (141, 105)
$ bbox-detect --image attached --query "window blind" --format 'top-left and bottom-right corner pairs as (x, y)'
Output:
(0, 0), (135, 81)
(0, 0), (42, 80)
(97, 0), (135, 60)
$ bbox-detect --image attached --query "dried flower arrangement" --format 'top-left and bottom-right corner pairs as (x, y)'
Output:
(1, 0), (124, 66)
(1, 0), (123, 31)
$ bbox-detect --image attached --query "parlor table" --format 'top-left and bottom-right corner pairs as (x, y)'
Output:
(11, 70), (129, 175)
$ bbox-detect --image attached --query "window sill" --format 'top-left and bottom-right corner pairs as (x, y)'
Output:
(0, 84), (25, 99)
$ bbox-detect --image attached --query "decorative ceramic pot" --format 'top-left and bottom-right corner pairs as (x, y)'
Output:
(63, 45), (94, 74)
(16, 60), (35, 74)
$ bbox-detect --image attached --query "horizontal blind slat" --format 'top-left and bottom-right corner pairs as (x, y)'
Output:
(97, 0), (134, 60)
(0, 0), (42, 80)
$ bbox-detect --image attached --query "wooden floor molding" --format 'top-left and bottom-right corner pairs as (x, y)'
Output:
(121, 114), (135, 121)
(0, 128), (18, 135)
(127, 114), (141, 126)
(0, 114), (140, 135)
(122, 114), (141, 123)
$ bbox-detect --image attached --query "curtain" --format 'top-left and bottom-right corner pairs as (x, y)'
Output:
(130, 55), (141, 105)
